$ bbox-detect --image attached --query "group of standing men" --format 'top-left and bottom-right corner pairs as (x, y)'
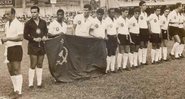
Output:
(1, 1), (185, 98)
(72, 1), (185, 73)
(2, 6), (67, 98)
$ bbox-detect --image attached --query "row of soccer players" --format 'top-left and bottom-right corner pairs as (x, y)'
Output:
(72, 1), (185, 73)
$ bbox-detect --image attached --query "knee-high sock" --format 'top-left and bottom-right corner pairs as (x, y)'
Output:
(155, 49), (159, 62)
(117, 53), (122, 69)
(106, 56), (111, 72)
(138, 48), (142, 64)
(11, 76), (17, 92)
(16, 75), (23, 94)
(129, 53), (133, 67)
(175, 44), (180, 58)
(171, 42), (179, 55)
(179, 44), (184, 55)
(110, 56), (116, 71)
(36, 68), (43, 86)
(29, 68), (35, 87)
(142, 48), (147, 64)
(151, 49), (156, 63)
(133, 52), (138, 66)
(162, 47), (167, 60)
(123, 53), (128, 69)
(159, 47), (162, 60)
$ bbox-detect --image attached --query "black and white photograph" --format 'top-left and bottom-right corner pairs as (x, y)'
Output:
(0, 0), (185, 99)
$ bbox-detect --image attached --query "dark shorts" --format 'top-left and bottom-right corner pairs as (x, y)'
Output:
(28, 43), (45, 55)
(139, 28), (149, 42)
(169, 26), (179, 37)
(161, 29), (168, 40)
(130, 33), (140, 45)
(7, 45), (23, 62)
(178, 28), (185, 38)
(118, 34), (130, 45)
(106, 35), (118, 56)
(150, 33), (161, 43)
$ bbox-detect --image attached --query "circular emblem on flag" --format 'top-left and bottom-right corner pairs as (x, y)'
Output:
(154, 19), (157, 23)
(121, 23), (124, 27)
(36, 28), (41, 34)
(133, 23), (136, 27)
(95, 24), (99, 28)
(78, 21), (81, 25)
(140, 16), (143, 20)
(163, 21), (165, 24)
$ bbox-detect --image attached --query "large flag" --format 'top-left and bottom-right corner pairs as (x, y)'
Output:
(45, 35), (107, 83)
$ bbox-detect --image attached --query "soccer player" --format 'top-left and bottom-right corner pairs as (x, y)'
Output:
(90, 8), (106, 39)
(168, 2), (183, 59)
(177, 9), (185, 58)
(48, 9), (67, 38)
(138, 1), (149, 65)
(148, 6), (161, 64)
(73, 4), (93, 37)
(128, 7), (140, 68)
(159, 7), (170, 61)
(24, 6), (48, 88)
(2, 8), (23, 98)
(116, 8), (131, 70)
(104, 8), (118, 73)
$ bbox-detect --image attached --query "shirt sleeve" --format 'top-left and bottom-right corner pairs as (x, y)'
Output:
(73, 15), (78, 25)
(63, 23), (67, 34)
(128, 18), (133, 29)
(43, 21), (48, 36)
(168, 12), (173, 22)
(24, 21), (33, 41)
(17, 22), (24, 35)
(148, 15), (153, 22)
(48, 21), (54, 34)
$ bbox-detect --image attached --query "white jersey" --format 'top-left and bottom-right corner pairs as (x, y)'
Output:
(105, 17), (117, 35)
(116, 16), (129, 35)
(48, 20), (67, 35)
(178, 13), (185, 28)
(5, 18), (23, 47)
(159, 14), (169, 30)
(139, 11), (148, 29)
(128, 16), (139, 34)
(148, 13), (161, 34)
(90, 17), (106, 39)
(168, 10), (180, 27)
(73, 14), (93, 37)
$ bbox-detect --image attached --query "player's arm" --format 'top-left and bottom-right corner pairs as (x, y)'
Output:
(147, 15), (152, 34)
(24, 22), (34, 41)
(2, 34), (23, 43)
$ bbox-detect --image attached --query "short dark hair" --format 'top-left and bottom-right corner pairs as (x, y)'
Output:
(57, 9), (64, 15)
(108, 8), (114, 14)
(139, 1), (146, 6)
(84, 4), (92, 11)
(120, 7), (129, 13)
(10, 8), (16, 15)
(153, 6), (161, 11)
(114, 8), (121, 14)
(175, 2), (182, 9)
(31, 6), (40, 13)
(96, 8), (104, 14)
(133, 7), (140, 13)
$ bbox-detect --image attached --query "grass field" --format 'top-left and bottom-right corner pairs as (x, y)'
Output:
(0, 40), (185, 99)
